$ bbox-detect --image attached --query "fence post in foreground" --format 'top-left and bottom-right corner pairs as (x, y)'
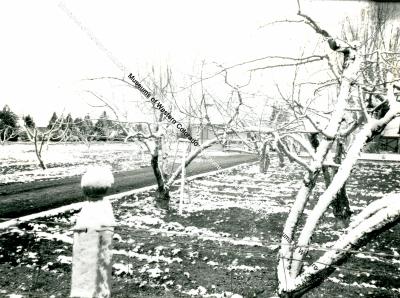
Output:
(70, 166), (116, 298)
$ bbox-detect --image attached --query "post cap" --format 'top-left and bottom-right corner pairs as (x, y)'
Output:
(81, 166), (114, 199)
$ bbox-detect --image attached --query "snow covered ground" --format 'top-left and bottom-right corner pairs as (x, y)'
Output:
(0, 157), (399, 297)
(0, 142), (236, 185)
(0, 143), (148, 185)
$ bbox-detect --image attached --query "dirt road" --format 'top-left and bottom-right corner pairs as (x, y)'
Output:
(0, 154), (257, 219)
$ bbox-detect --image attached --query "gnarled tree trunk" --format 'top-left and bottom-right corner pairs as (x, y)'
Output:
(151, 152), (170, 201)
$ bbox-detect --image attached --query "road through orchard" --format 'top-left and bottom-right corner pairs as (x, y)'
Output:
(0, 152), (257, 219)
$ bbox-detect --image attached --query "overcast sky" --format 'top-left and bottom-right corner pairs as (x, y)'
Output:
(0, 0), (374, 126)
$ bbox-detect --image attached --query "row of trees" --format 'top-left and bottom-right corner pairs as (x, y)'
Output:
(45, 111), (128, 142)
(1, 106), (151, 169)
(0, 106), (134, 143)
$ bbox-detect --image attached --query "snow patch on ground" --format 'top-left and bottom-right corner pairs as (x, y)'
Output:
(328, 277), (400, 293)
(228, 264), (262, 272)
(113, 249), (182, 265)
(360, 153), (400, 161)
(35, 231), (73, 244)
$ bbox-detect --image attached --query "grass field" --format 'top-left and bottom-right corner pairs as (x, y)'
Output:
(0, 157), (399, 297)
(0, 143), (150, 185)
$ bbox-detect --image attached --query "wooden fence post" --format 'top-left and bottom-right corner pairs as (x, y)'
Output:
(70, 166), (115, 298)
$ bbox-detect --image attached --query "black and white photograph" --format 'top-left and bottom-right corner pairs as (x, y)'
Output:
(0, 0), (400, 297)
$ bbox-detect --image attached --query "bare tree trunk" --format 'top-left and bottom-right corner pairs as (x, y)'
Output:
(330, 140), (352, 223)
(151, 151), (170, 202)
(275, 143), (285, 167)
(321, 165), (331, 186)
(37, 157), (47, 170)
(259, 141), (270, 173)
(276, 2), (400, 295)
(290, 110), (400, 278)
(34, 134), (47, 170)
(279, 194), (400, 297)
(279, 48), (362, 288)
(320, 139), (352, 224)
(152, 154), (170, 201)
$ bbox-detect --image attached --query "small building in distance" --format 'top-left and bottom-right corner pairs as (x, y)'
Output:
(189, 123), (247, 150)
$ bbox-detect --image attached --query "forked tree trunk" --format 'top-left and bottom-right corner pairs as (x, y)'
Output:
(277, 5), (400, 296)
(278, 50), (362, 292)
(279, 194), (400, 297)
(34, 137), (47, 170)
(289, 107), (400, 283)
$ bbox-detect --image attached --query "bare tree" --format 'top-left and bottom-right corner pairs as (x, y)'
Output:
(20, 115), (71, 170)
(0, 125), (18, 145)
(85, 65), (255, 204)
(0, 105), (19, 144)
(254, 1), (400, 297)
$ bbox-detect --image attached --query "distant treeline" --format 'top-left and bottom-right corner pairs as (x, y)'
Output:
(0, 105), (144, 142)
